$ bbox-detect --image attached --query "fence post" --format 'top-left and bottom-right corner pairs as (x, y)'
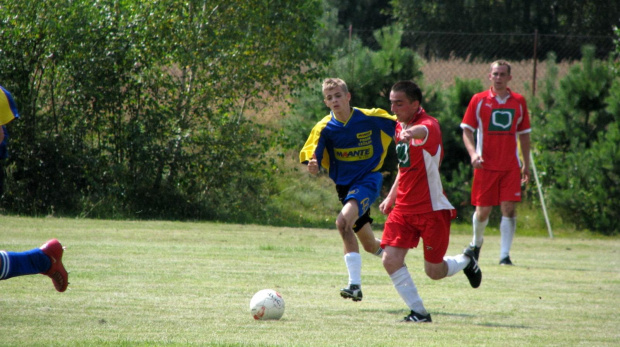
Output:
(530, 28), (553, 238)
(532, 29), (538, 96)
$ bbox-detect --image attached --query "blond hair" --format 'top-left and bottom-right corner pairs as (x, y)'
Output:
(491, 60), (512, 75)
(322, 78), (349, 94)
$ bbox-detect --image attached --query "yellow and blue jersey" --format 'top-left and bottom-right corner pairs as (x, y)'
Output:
(300, 107), (396, 186)
(0, 86), (19, 126)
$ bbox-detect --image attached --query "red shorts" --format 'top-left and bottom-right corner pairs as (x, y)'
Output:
(471, 169), (522, 206)
(381, 209), (452, 264)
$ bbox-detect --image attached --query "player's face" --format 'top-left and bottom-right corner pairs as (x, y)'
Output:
(323, 87), (350, 113)
(390, 90), (419, 123)
(489, 65), (512, 91)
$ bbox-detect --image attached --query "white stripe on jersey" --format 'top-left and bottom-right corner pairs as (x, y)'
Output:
(475, 99), (484, 158)
(423, 144), (455, 211)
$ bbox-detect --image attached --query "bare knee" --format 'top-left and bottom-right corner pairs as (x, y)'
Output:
(335, 218), (351, 236)
(424, 262), (447, 280)
(382, 256), (402, 275)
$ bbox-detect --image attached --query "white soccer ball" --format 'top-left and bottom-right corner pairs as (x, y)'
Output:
(250, 289), (285, 320)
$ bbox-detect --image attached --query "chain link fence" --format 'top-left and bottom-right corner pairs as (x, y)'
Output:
(364, 30), (616, 93)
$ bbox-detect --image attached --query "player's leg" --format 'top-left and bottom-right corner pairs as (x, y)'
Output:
(337, 199), (364, 301)
(468, 169), (500, 260)
(498, 169), (521, 265)
(384, 245), (431, 322)
(382, 211), (431, 322)
(336, 199), (360, 254)
(0, 239), (68, 292)
(470, 205), (492, 259)
(499, 201), (517, 265)
(355, 222), (382, 257)
(348, 172), (383, 257)
(421, 209), (480, 287)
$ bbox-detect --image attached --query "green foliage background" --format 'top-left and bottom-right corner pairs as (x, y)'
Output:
(0, 0), (324, 222)
(0, 0), (618, 235)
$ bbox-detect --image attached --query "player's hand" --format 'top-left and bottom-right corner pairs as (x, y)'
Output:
(400, 128), (413, 143)
(471, 155), (484, 169)
(521, 167), (531, 184)
(307, 153), (319, 175)
(379, 199), (393, 215)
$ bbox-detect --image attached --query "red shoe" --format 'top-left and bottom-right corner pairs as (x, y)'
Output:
(40, 239), (68, 292)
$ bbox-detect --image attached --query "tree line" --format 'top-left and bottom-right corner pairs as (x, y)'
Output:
(0, 0), (618, 234)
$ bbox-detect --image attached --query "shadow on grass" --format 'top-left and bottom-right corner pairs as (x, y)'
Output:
(364, 309), (532, 329)
(476, 322), (531, 329)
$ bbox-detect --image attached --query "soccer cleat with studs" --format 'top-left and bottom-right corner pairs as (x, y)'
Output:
(463, 246), (482, 288)
(402, 310), (432, 323)
(499, 256), (514, 266)
(40, 239), (69, 292)
(340, 284), (363, 302)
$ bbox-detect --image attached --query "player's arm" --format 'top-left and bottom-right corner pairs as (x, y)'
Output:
(379, 171), (400, 215)
(399, 124), (427, 143)
(519, 132), (531, 184)
(462, 127), (483, 169)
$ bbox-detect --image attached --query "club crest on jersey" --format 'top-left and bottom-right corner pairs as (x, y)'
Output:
(395, 141), (411, 167)
(489, 109), (514, 131)
(334, 146), (373, 161)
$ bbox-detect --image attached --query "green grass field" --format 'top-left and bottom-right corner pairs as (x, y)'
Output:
(1, 216), (618, 346)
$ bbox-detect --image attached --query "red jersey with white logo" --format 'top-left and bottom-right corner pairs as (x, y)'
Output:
(394, 107), (454, 214)
(461, 88), (531, 171)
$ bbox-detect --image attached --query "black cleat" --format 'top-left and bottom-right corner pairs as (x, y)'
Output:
(467, 244), (482, 261)
(463, 247), (482, 288)
(499, 256), (514, 266)
(340, 284), (363, 302)
(402, 310), (432, 323)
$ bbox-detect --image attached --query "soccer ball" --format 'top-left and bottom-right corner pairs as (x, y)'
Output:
(250, 289), (285, 320)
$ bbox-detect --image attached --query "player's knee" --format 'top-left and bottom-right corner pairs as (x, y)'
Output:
(335, 218), (348, 233)
(382, 255), (401, 274)
(424, 263), (446, 280)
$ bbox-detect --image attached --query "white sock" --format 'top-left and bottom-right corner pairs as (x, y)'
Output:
(390, 266), (427, 315)
(500, 216), (516, 259)
(472, 212), (488, 247)
(443, 254), (470, 277)
(344, 252), (362, 286)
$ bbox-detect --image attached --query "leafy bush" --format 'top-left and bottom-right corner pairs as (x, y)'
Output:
(532, 46), (619, 235)
(0, 0), (324, 222)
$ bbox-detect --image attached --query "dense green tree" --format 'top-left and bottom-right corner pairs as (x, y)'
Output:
(325, 0), (392, 48)
(0, 0), (325, 220)
(531, 46), (619, 234)
(390, 0), (619, 60)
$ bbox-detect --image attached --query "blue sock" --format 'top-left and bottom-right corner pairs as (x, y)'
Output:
(0, 249), (51, 280)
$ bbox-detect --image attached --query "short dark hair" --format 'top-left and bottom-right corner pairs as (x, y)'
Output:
(391, 81), (422, 103)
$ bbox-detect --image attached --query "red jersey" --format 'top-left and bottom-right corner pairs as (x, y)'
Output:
(461, 88), (531, 171)
(394, 107), (454, 214)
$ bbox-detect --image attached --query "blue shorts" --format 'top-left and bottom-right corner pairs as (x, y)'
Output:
(336, 172), (382, 231)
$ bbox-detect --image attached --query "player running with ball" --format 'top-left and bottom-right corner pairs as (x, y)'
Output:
(380, 81), (481, 322)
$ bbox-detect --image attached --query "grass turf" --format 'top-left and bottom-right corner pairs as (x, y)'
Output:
(0, 216), (618, 346)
